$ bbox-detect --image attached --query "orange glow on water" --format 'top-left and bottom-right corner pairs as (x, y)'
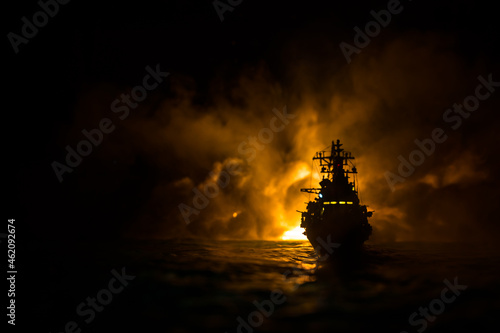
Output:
(281, 225), (307, 240)
(275, 164), (312, 240)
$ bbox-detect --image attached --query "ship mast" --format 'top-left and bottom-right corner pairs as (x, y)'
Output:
(301, 139), (358, 195)
(313, 139), (355, 180)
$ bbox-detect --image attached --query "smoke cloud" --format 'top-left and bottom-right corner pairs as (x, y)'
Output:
(10, 1), (499, 245)
(40, 31), (497, 244)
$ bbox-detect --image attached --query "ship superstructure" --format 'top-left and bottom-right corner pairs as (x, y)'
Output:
(299, 140), (373, 255)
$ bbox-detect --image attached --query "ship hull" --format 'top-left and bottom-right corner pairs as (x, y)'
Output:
(304, 212), (372, 258)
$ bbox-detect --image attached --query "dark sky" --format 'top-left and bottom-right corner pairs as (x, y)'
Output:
(5, 0), (500, 243)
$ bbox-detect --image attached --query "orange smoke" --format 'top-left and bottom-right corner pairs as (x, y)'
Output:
(66, 30), (499, 244)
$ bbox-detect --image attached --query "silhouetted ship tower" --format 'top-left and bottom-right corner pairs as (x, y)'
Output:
(299, 140), (373, 255)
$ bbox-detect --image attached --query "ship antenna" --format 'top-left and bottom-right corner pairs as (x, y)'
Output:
(308, 156), (314, 201)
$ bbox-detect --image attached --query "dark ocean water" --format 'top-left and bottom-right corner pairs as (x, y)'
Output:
(32, 240), (499, 333)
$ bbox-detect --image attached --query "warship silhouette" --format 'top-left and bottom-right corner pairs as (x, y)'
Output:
(299, 140), (373, 256)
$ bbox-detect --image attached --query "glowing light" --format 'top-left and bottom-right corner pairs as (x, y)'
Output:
(281, 226), (307, 240)
(294, 164), (311, 180)
(318, 193), (323, 198)
(232, 212), (238, 218)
